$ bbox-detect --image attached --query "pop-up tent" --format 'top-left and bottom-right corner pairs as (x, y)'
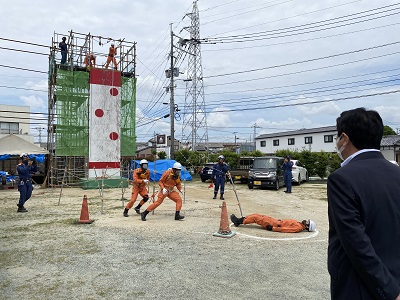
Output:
(130, 159), (192, 181)
(0, 134), (48, 162)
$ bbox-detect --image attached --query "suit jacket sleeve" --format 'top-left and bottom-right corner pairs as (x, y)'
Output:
(328, 171), (400, 299)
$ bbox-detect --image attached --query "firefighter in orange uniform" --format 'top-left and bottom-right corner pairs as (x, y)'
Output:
(105, 43), (119, 70)
(84, 53), (96, 69)
(123, 159), (150, 217)
(230, 213), (316, 233)
(141, 162), (185, 221)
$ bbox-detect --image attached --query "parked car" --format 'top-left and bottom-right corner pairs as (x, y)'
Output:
(200, 163), (215, 182)
(291, 160), (309, 185)
(200, 162), (230, 182)
(247, 156), (285, 190)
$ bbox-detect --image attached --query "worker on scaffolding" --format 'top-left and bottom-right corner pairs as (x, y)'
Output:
(105, 43), (119, 70)
(59, 37), (68, 64)
(84, 53), (96, 70)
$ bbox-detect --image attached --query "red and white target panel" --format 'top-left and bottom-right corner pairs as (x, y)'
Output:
(88, 68), (121, 178)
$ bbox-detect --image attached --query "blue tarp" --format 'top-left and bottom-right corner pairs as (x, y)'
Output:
(0, 171), (18, 183)
(0, 154), (45, 163)
(130, 159), (192, 181)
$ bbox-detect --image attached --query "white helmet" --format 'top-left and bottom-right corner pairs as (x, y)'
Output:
(172, 162), (182, 170)
(308, 220), (316, 232)
(20, 153), (29, 158)
(140, 159), (148, 170)
(218, 155), (225, 160)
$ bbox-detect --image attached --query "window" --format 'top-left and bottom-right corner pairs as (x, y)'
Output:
(288, 138), (295, 145)
(324, 135), (334, 143)
(260, 141), (266, 147)
(0, 122), (19, 134)
(273, 139), (279, 146)
(305, 136), (312, 144)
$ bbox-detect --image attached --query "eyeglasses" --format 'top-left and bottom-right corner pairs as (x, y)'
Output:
(334, 134), (342, 141)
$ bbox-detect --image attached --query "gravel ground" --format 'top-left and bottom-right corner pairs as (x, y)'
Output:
(0, 178), (330, 300)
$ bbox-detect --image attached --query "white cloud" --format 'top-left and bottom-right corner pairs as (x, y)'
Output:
(25, 80), (47, 92)
(20, 95), (45, 108)
(295, 97), (341, 116)
(207, 107), (232, 127)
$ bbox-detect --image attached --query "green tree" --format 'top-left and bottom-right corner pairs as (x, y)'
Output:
(158, 151), (167, 159)
(383, 125), (397, 136)
(314, 151), (330, 179)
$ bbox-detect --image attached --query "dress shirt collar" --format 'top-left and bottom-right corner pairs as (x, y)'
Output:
(341, 148), (380, 167)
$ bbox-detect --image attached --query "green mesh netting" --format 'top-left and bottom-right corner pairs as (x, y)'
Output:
(55, 69), (136, 156)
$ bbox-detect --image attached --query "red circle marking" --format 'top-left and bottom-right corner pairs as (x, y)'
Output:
(110, 88), (118, 96)
(95, 109), (104, 117)
(109, 132), (119, 140)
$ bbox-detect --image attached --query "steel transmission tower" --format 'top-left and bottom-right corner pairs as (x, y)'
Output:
(181, 1), (208, 150)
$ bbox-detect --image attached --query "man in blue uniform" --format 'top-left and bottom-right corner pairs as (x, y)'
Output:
(59, 37), (68, 64)
(282, 155), (293, 193)
(212, 155), (229, 200)
(16, 153), (38, 213)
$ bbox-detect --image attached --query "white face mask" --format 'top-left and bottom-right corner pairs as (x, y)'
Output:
(336, 135), (346, 161)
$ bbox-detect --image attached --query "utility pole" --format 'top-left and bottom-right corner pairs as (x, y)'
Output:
(169, 23), (175, 160)
(252, 123), (261, 151)
(233, 132), (238, 153)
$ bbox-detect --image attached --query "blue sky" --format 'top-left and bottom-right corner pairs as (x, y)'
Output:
(1, 0), (400, 144)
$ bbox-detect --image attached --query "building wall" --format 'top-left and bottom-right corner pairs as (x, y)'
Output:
(381, 147), (399, 162)
(256, 129), (337, 154)
(0, 104), (33, 143)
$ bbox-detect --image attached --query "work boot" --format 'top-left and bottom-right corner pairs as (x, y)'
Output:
(17, 205), (28, 213)
(123, 208), (129, 217)
(230, 214), (244, 227)
(213, 194), (217, 199)
(175, 211), (185, 221)
(134, 206), (141, 215)
(141, 210), (149, 221)
(220, 194), (224, 200)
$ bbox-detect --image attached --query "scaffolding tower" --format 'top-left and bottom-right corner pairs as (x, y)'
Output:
(47, 30), (137, 187)
(181, 1), (209, 150)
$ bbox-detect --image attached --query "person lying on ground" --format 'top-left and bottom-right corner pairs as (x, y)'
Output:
(230, 213), (316, 233)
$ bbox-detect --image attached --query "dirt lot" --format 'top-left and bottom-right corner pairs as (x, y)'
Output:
(0, 178), (330, 300)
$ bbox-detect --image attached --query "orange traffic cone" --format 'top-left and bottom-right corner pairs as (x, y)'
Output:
(78, 195), (94, 224)
(213, 201), (236, 238)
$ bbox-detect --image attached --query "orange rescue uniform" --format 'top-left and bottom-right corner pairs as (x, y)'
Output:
(125, 168), (150, 209)
(146, 168), (183, 212)
(243, 213), (306, 233)
(105, 45), (118, 69)
(84, 54), (96, 67)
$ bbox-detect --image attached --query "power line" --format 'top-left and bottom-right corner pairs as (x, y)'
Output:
(207, 89), (400, 113)
(0, 64), (47, 74)
(202, 21), (400, 52)
(203, 51), (400, 85)
(201, 3), (400, 42)
(0, 37), (50, 48)
(0, 46), (48, 56)
(204, 41), (400, 78)
(203, 68), (400, 95)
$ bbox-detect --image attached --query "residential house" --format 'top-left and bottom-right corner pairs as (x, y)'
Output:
(381, 135), (400, 163)
(255, 126), (400, 164)
(255, 126), (337, 154)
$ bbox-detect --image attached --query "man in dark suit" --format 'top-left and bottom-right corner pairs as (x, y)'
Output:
(327, 107), (400, 300)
